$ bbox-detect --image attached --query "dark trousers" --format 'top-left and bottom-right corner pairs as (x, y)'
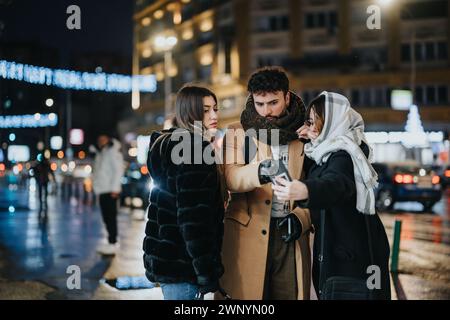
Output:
(99, 193), (118, 244)
(263, 217), (298, 300)
(37, 182), (49, 210)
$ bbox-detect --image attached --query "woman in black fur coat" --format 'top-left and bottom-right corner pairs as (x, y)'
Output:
(143, 85), (225, 300)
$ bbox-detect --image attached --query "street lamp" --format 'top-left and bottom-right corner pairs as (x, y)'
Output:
(153, 34), (178, 120)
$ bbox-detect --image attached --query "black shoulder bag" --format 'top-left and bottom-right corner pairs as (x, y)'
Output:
(318, 209), (375, 300)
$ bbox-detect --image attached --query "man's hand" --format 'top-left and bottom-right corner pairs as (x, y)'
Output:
(272, 177), (308, 201)
(258, 159), (278, 185)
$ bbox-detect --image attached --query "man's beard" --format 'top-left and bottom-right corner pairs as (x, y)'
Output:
(265, 105), (287, 121)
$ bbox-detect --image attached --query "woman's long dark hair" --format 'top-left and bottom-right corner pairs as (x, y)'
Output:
(306, 94), (326, 134)
(175, 85), (217, 131)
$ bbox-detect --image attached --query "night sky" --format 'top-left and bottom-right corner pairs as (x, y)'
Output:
(0, 0), (136, 153)
(0, 0), (134, 69)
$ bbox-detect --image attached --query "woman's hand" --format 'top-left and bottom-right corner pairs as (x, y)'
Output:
(296, 124), (309, 140)
(272, 177), (309, 201)
(296, 124), (319, 141)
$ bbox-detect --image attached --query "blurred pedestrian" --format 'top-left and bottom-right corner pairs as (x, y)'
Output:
(92, 133), (124, 256)
(32, 154), (55, 213)
(143, 85), (226, 300)
(273, 91), (391, 299)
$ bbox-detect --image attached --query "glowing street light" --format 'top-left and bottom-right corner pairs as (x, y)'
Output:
(45, 98), (54, 107)
(154, 35), (178, 52)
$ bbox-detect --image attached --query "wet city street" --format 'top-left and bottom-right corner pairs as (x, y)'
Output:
(0, 177), (449, 300)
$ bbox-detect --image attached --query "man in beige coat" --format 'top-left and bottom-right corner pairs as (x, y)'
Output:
(218, 67), (312, 300)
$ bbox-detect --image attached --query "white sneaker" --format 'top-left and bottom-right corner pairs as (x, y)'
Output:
(96, 242), (119, 256)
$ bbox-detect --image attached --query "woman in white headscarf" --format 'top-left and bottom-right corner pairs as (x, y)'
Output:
(273, 92), (391, 300)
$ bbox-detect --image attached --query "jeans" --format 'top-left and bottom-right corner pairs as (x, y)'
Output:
(99, 193), (118, 244)
(160, 282), (201, 300)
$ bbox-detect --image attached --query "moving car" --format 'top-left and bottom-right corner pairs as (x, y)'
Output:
(373, 161), (442, 212)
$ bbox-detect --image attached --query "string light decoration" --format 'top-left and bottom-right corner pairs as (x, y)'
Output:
(0, 113), (58, 128)
(0, 60), (157, 93)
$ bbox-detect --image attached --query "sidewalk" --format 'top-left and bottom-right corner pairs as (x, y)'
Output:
(93, 210), (406, 300)
(92, 209), (163, 300)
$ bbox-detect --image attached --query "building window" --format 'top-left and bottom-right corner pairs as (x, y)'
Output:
(362, 88), (372, 106)
(415, 86), (424, 104)
(402, 41), (448, 62)
(317, 12), (325, 27)
(182, 66), (195, 83)
(181, 3), (194, 21)
(437, 85), (448, 104)
(256, 15), (290, 32)
(351, 89), (360, 106)
(374, 88), (385, 106)
(198, 31), (213, 46)
(426, 86), (436, 104)
(305, 13), (314, 28)
(200, 65), (212, 82)
(401, 0), (448, 20)
(257, 55), (286, 68)
(304, 11), (338, 29)
(437, 42), (448, 60)
(401, 44), (411, 62)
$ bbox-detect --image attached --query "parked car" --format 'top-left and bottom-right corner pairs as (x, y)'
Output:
(440, 165), (450, 189)
(120, 162), (152, 211)
(373, 161), (443, 212)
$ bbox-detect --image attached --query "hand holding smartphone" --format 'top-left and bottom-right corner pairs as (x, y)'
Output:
(270, 160), (292, 185)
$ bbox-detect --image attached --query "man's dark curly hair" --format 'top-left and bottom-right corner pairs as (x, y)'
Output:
(247, 66), (289, 95)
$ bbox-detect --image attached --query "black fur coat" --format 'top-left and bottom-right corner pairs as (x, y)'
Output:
(143, 128), (224, 286)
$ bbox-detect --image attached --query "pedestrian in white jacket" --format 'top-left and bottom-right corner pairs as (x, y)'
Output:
(92, 134), (124, 255)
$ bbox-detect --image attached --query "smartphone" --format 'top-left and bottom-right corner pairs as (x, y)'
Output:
(270, 160), (292, 185)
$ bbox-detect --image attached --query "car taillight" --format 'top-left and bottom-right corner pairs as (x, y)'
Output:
(432, 175), (440, 184)
(394, 174), (403, 184)
(445, 170), (450, 178)
(394, 174), (414, 184)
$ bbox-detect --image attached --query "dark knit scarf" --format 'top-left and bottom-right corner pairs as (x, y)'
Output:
(240, 91), (306, 145)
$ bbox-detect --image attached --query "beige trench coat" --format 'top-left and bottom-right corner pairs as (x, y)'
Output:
(217, 122), (312, 300)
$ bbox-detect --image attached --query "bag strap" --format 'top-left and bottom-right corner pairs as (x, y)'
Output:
(364, 214), (375, 267)
(318, 209), (326, 296)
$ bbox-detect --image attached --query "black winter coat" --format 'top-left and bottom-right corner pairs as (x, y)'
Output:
(143, 128), (224, 287)
(299, 142), (391, 300)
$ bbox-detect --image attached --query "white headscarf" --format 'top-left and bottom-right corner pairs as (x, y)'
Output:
(304, 91), (378, 215)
